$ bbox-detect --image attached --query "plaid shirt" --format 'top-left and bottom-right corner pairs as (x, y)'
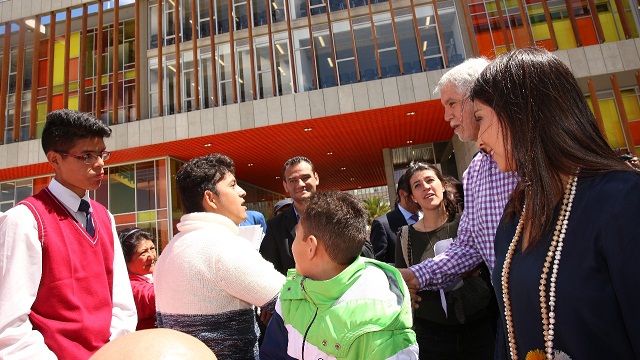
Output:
(410, 152), (519, 290)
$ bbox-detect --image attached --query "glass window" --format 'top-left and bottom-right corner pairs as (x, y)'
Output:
(136, 161), (156, 212)
(198, 0), (212, 37)
(255, 35), (274, 99)
(313, 28), (335, 88)
(290, 0), (307, 19)
(165, 55), (178, 115)
(149, 2), (159, 49)
(218, 43), (234, 105)
(293, 28), (316, 92)
(253, 0), (269, 27)
(149, 58), (160, 117)
(438, 5), (466, 67)
(394, 13), (421, 74)
(352, 17), (378, 81)
(109, 164), (136, 214)
(165, 0), (176, 46)
(236, 42), (254, 102)
(271, 0), (286, 23)
(416, 5), (443, 70)
(182, 0), (194, 41)
(200, 48), (216, 108)
(182, 52), (195, 111)
(217, 0), (230, 34)
(274, 32), (293, 95)
(234, 0), (249, 30)
(332, 20), (357, 84)
(373, 13), (399, 78)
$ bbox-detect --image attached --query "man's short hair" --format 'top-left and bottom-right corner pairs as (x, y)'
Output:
(395, 174), (410, 205)
(299, 191), (367, 266)
(282, 156), (315, 178)
(41, 109), (112, 154)
(176, 153), (235, 214)
(434, 58), (489, 96)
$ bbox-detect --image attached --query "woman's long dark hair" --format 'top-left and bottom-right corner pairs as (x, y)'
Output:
(404, 162), (457, 222)
(470, 47), (631, 249)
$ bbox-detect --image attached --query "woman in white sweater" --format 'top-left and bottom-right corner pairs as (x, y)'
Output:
(154, 154), (285, 359)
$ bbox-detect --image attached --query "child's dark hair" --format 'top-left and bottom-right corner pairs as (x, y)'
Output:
(176, 153), (235, 214)
(41, 109), (111, 154)
(299, 191), (367, 266)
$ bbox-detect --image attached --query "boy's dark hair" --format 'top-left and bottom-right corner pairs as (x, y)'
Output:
(176, 154), (235, 214)
(299, 191), (367, 266)
(282, 156), (315, 178)
(118, 227), (154, 263)
(41, 109), (112, 154)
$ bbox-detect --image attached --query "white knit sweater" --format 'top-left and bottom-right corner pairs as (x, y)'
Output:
(154, 212), (285, 315)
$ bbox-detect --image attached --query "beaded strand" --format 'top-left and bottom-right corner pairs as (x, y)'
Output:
(501, 175), (577, 360)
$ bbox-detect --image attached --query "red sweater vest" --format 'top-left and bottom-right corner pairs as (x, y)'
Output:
(20, 189), (115, 360)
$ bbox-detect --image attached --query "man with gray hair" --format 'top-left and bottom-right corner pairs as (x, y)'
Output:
(400, 59), (518, 299)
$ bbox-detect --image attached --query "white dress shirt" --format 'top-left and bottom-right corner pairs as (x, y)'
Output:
(0, 179), (137, 359)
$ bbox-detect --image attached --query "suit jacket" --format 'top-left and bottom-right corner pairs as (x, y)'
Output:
(260, 205), (376, 275)
(370, 207), (408, 264)
(260, 206), (298, 275)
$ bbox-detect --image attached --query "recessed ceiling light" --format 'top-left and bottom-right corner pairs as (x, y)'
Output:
(275, 176), (280, 179)
(341, 167), (346, 170)
(350, 178), (355, 181)
(406, 112), (416, 116)
(204, 143), (212, 147)
(327, 152), (333, 155)
(303, 127), (312, 131)
(407, 140), (413, 144)
(247, 163), (254, 166)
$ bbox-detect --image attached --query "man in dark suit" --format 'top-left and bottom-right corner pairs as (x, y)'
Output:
(260, 156), (320, 275)
(260, 156), (373, 275)
(370, 174), (421, 264)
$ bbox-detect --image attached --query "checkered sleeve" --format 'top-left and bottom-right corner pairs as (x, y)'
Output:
(409, 153), (518, 291)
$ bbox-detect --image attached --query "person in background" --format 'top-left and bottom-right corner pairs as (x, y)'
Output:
(240, 210), (268, 235)
(154, 154), (285, 359)
(119, 227), (157, 330)
(472, 46), (640, 359)
(396, 162), (493, 359)
(0, 109), (136, 359)
(260, 191), (418, 359)
(272, 198), (293, 217)
(260, 156), (373, 275)
(443, 175), (464, 213)
(370, 174), (421, 264)
(619, 153), (640, 170)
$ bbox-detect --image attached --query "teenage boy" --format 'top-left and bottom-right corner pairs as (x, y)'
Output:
(260, 191), (418, 359)
(0, 109), (137, 359)
(154, 153), (285, 359)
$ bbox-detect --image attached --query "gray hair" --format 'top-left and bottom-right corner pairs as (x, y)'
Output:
(434, 58), (489, 96)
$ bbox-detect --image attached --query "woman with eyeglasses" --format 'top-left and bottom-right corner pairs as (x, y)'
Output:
(118, 227), (157, 330)
(395, 162), (495, 359)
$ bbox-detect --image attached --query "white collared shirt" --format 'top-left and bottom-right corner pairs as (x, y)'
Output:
(0, 179), (137, 359)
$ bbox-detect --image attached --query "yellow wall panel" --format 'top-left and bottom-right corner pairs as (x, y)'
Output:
(553, 20), (578, 49)
(598, 98), (627, 149)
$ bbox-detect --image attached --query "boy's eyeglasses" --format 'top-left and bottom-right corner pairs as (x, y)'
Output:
(59, 151), (111, 164)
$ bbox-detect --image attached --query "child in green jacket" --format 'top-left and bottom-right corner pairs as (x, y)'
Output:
(260, 190), (418, 359)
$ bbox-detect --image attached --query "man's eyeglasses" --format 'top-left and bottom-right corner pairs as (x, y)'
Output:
(59, 151), (111, 164)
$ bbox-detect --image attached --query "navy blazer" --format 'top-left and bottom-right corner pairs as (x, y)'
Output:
(260, 206), (298, 275)
(370, 207), (408, 264)
(260, 205), (375, 275)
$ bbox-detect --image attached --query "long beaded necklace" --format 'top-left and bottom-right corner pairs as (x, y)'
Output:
(501, 175), (577, 360)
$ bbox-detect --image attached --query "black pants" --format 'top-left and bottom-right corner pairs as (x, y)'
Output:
(414, 317), (495, 360)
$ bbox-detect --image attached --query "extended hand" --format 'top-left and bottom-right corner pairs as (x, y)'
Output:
(398, 268), (422, 309)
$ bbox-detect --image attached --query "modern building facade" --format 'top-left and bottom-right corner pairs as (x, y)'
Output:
(0, 0), (639, 249)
